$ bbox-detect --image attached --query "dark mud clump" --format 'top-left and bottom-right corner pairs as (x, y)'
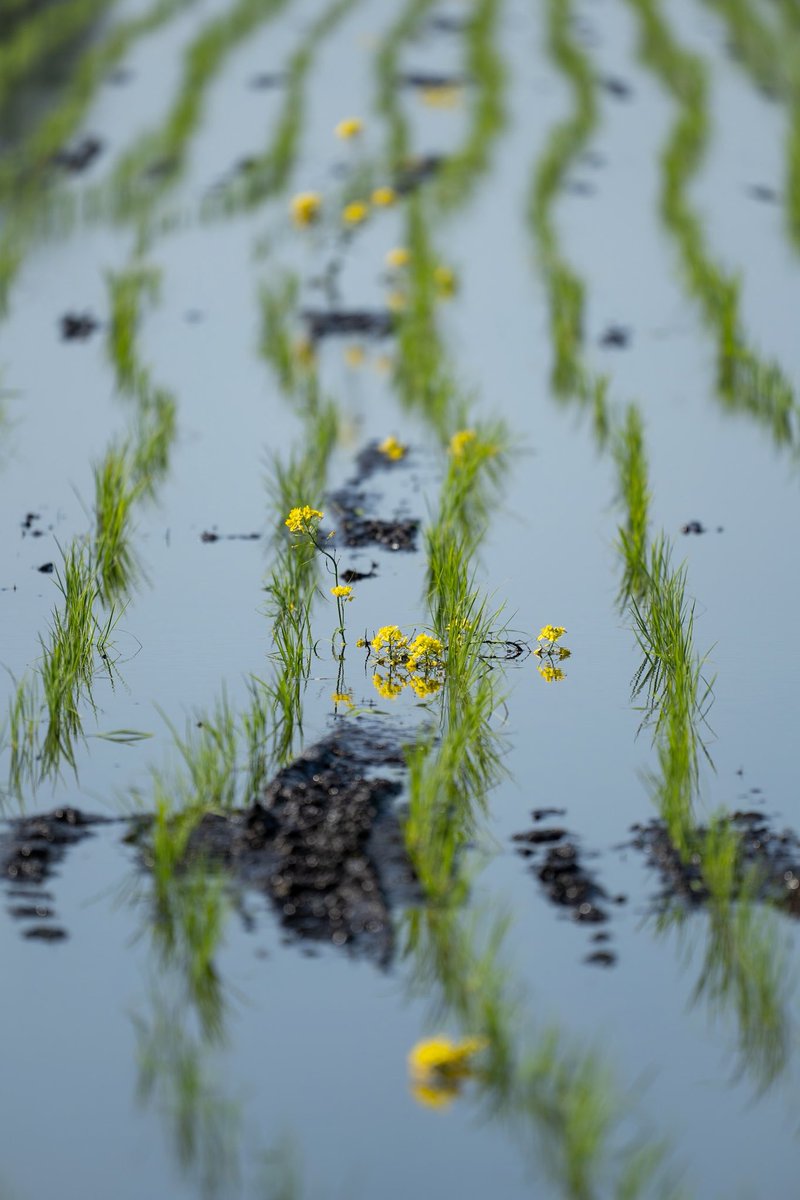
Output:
(248, 72), (286, 89)
(631, 812), (800, 917)
(397, 72), (468, 89)
(200, 529), (261, 543)
(1, 807), (111, 942)
(136, 725), (418, 966)
(341, 562), (378, 583)
(52, 136), (103, 173)
(302, 309), (395, 342)
(599, 324), (630, 349)
(329, 485), (419, 551)
(600, 75), (633, 100)
(513, 816), (624, 965)
(60, 312), (99, 341)
(394, 154), (446, 196)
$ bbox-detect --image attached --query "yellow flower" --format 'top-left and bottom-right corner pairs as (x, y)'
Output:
(375, 353), (393, 374)
(331, 691), (354, 708)
(371, 186), (396, 207)
(385, 247), (410, 269)
(433, 264), (457, 297)
(344, 344), (365, 368)
(557, 647), (571, 661)
(356, 638), (367, 648)
(378, 435), (406, 461)
(335, 116), (363, 139)
(372, 672), (405, 699)
(290, 191), (321, 227)
(371, 625), (408, 653)
(408, 1036), (486, 1079)
(386, 290), (408, 312)
(538, 665), (565, 683)
(538, 625), (566, 643)
(449, 429), (476, 458)
(420, 85), (463, 108)
(285, 505), (323, 533)
(331, 585), (353, 598)
(293, 336), (315, 368)
(406, 633), (444, 672)
(343, 200), (369, 226)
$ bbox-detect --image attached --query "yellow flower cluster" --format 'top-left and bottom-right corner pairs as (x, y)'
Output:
(408, 1036), (486, 1110)
(406, 633), (443, 672)
(450, 428), (476, 458)
(330, 585), (353, 599)
(344, 344), (365, 368)
(371, 625), (408, 653)
(343, 200), (369, 226)
(538, 665), (565, 683)
(367, 626), (446, 703)
(290, 191), (321, 226)
(372, 673), (406, 700)
(538, 625), (566, 643)
(433, 264), (457, 297)
(284, 506), (323, 533)
(331, 691), (354, 708)
(378, 435), (406, 461)
(371, 186), (396, 207)
(335, 116), (363, 139)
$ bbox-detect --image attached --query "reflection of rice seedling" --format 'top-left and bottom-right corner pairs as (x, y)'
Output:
(94, 445), (140, 601)
(612, 405), (650, 604)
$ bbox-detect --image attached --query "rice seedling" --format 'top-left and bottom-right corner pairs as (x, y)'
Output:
(0, 0), (110, 119)
(612, 405), (650, 605)
(93, 444), (141, 601)
(106, 265), (161, 391)
(433, 0), (506, 211)
(205, 0), (359, 217)
(375, 0), (437, 170)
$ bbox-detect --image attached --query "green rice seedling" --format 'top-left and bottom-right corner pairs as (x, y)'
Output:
(132, 388), (177, 492)
(106, 265), (161, 390)
(612, 405), (650, 605)
(433, 0), (506, 210)
(158, 692), (239, 814)
(4, 672), (41, 800)
(205, 0), (359, 217)
(627, 0), (800, 451)
(94, 444), (140, 601)
(107, 0), (293, 219)
(259, 275), (304, 395)
(375, 0), (437, 169)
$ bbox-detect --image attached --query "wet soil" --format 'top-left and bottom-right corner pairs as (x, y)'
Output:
(60, 312), (99, 341)
(328, 442), (420, 552)
(630, 811), (800, 917)
(301, 308), (395, 342)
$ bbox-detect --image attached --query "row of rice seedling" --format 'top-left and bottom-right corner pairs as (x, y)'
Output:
(626, 0), (800, 451)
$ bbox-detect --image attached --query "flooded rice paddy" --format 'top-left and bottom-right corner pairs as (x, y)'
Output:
(2, 0), (800, 1196)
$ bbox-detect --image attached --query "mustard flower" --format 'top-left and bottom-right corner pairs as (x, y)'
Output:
(420, 85), (462, 108)
(378, 435), (406, 461)
(285, 505), (323, 533)
(406, 633), (444, 672)
(331, 691), (354, 708)
(433, 264), (457, 297)
(372, 186), (396, 207)
(449, 429), (476, 458)
(335, 116), (363, 139)
(344, 344), (365, 368)
(293, 336), (315, 368)
(385, 246), (410, 269)
(330, 585), (353, 599)
(386, 290), (408, 312)
(538, 625), (566, 643)
(408, 673), (443, 699)
(538, 664), (565, 683)
(343, 200), (369, 226)
(371, 625), (408, 652)
(290, 191), (321, 226)
(411, 1080), (459, 1109)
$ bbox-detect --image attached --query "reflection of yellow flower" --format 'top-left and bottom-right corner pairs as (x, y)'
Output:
(344, 344), (365, 368)
(409, 1036), (486, 1079)
(408, 673), (442, 699)
(433, 264), (457, 297)
(375, 353), (393, 374)
(412, 1079), (459, 1109)
(378, 435), (406, 461)
(343, 201), (369, 225)
(285, 505), (323, 532)
(335, 116), (363, 139)
(538, 665), (565, 683)
(538, 625), (566, 643)
(290, 191), (321, 226)
(372, 672), (405, 699)
(557, 647), (571, 660)
(331, 691), (354, 709)
(386, 247), (410, 269)
(372, 186), (396, 207)
(331, 585), (353, 598)
(449, 429), (476, 458)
